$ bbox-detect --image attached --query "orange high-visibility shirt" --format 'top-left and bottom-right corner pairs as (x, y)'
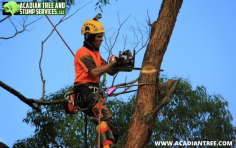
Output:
(74, 46), (107, 86)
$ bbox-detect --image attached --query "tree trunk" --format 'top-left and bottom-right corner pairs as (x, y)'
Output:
(124, 0), (183, 147)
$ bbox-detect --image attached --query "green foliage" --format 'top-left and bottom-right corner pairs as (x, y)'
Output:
(95, 0), (118, 12)
(13, 75), (235, 148)
(149, 75), (235, 147)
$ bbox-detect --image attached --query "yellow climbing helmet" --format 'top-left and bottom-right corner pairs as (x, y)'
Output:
(81, 14), (105, 35)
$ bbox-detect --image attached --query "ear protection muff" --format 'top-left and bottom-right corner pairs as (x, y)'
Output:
(84, 32), (91, 41)
(84, 26), (91, 41)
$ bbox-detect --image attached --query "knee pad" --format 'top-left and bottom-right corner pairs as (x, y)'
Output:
(96, 121), (115, 147)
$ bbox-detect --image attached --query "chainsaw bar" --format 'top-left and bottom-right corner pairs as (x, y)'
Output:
(133, 67), (164, 71)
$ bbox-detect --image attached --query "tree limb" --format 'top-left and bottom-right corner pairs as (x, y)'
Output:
(0, 15), (10, 23)
(153, 79), (180, 115)
(38, 41), (46, 110)
(27, 98), (65, 105)
(110, 77), (139, 88)
(110, 89), (137, 97)
(0, 80), (41, 112)
(111, 72), (119, 86)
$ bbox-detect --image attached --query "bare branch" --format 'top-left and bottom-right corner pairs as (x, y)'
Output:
(111, 77), (139, 88)
(103, 11), (130, 58)
(135, 36), (149, 55)
(110, 89), (137, 97)
(0, 80), (41, 112)
(111, 72), (119, 86)
(146, 9), (151, 27)
(24, 16), (43, 27)
(103, 28), (115, 58)
(0, 15), (10, 23)
(122, 34), (128, 51)
(125, 18), (150, 55)
(129, 23), (139, 50)
(110, 13), (130, 51)
(62, 1), (93, 22)
(39, 41), (46, 101)
(0, 16), (43, 40)
(9, 18), (17, 32)
(27, 98), (65, 105)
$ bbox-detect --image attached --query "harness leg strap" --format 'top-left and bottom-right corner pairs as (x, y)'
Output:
(92, 98), (112, 118)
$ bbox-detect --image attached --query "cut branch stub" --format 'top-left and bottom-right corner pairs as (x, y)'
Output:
(142, 79), (180, 124)
(158, 79), (179, 102)
(153, 78), (181, 116)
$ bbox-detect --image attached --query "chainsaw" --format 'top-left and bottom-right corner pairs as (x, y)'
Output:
(109, 50), (164, 72)
(109, 50), (135, 72)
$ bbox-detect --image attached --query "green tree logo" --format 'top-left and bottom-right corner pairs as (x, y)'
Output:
(2, 1), (20, 16)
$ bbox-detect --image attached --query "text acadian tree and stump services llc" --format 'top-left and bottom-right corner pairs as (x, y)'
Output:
(2, 1), (66, 16)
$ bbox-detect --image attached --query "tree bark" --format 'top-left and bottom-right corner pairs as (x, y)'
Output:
(124, 0), (183, 147)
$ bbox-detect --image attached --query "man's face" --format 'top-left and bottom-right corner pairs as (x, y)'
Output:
(93, 33), (104, 49)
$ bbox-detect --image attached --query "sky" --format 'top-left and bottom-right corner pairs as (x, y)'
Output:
(0, 0), (236, 147)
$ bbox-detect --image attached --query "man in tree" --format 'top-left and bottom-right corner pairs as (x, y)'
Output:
(73, 14), (124, 148)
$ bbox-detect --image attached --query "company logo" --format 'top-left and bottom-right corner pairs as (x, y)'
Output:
(2, 1), (66, 16)
(2, 1), (20, 16)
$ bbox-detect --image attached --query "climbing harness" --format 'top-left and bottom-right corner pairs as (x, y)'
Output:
(63, 90), (78, 114)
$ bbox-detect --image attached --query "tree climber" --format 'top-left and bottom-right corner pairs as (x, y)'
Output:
(73, 14), (127, 148)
